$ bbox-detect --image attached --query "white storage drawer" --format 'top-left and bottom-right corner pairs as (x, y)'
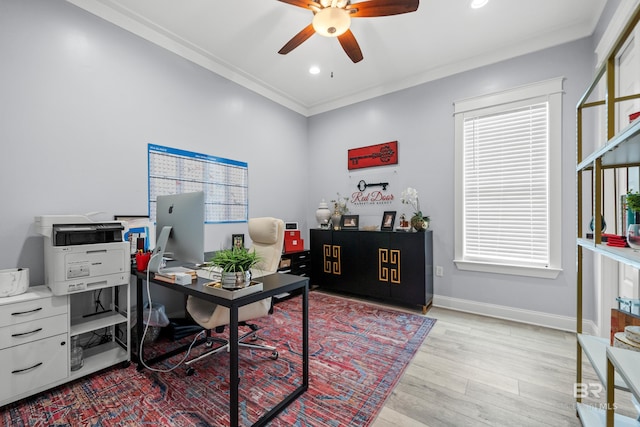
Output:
(0, 313), (67, 349)
(0, 294), (67, 327)
(0, 333), (68, 402)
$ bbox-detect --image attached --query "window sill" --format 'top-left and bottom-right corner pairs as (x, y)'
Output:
(453, 259), (562, 279)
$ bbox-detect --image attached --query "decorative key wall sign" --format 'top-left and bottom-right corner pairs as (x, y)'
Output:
(348, 141), (398, 170)
(349, 170), (397, 213)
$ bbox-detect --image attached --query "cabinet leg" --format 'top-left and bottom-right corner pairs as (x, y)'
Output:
(422, 301), (433, 315)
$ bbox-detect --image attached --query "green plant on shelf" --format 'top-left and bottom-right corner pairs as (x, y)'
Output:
(627, 190), (640, 213)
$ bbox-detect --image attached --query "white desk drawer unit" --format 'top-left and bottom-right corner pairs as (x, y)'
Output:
(0, 282), (130, 407)
(0, 286), (69, 406)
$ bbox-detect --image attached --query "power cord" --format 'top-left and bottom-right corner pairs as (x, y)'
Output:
(93, 289), (106, 313)
(138, 251), (204, 373)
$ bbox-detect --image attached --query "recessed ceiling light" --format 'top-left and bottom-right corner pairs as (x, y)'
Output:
(471, 0), (488, 9)
(309, 66), (321, 75)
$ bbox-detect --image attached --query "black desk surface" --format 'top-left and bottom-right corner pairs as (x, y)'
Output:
(133, 266), (308, 308)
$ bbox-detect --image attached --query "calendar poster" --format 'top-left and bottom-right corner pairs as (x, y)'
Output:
(148, 144), (248, 223)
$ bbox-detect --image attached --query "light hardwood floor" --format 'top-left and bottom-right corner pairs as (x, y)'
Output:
(366, 305), (639, 427)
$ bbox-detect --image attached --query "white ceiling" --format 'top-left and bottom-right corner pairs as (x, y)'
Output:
(67, 0), (607, 116)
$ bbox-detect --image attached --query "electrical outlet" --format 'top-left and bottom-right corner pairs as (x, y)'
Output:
(435, 266), (444, 277)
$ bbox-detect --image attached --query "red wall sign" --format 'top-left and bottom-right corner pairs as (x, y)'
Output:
(347, 141), (398, 170)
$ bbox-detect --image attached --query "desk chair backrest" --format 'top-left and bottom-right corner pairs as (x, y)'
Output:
(248, 217), (285, 277)
(186, 217), (284, 333)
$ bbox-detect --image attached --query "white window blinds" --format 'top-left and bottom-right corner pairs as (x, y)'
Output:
(462, 102), (550, 267)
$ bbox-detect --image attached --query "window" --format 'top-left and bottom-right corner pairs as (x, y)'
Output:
(454, 78), (563, 278)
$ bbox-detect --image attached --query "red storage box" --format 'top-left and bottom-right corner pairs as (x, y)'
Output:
(285, 230), (301, 240)
(284, 237), (304, 253)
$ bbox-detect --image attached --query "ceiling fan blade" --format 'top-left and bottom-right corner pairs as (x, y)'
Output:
(338, 30), (363, 63)
(347, 0), (419, 17)
(277, 0), (319, 10)
(278, 24), (316, 55)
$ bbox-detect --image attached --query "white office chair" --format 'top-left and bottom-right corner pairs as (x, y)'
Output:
(184, 217), (285, 376)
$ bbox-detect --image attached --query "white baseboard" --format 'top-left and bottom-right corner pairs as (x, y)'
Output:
(433, 295), (595, 333)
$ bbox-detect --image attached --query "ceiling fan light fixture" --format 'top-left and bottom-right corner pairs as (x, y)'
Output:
(312, 7), (351, 37)
(319, 0), (349, 7)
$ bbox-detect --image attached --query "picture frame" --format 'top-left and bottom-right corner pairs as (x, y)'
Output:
(341, 214), (360, 230)
(232, 233), (245, 250)
(381, 211), (396, 231)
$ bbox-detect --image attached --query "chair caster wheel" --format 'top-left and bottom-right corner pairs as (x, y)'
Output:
(186, 367), (195, 376)
(270, 351), (279, 360)
(250, 334), (258, 342)
(205, 341), (213, 348)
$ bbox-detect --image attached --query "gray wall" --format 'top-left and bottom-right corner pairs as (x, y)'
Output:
(307, 38), (596, 321)
(0, 0), (309, 286)
(1, 0), (602, 323)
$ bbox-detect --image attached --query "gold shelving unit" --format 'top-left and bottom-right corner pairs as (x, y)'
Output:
(576, 4), (640, 426)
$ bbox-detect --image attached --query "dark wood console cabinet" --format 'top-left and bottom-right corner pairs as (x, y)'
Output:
(310, 229), (433, 313)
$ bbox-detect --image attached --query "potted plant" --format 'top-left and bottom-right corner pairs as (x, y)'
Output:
(401, 187), (430, 231)
(627, 190), (640, 216)
(205, 247), (261, 289)
(627, 191), (640, 249)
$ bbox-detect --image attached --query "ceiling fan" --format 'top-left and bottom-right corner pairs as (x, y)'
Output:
(277, 0), (420, 63)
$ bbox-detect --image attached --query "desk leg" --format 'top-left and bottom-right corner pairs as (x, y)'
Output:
(136, 277), (144, 370)
(303, 283), (309, 388)
(230, 304), (239, 427)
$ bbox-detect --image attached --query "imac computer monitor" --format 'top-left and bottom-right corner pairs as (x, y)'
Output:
(148, 191), (204, 272)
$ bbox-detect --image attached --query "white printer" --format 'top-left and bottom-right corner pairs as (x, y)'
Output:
(35, 215), (130, 295)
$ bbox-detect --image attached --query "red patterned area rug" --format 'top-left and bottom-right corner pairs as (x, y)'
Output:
(1, 291), (435, 427)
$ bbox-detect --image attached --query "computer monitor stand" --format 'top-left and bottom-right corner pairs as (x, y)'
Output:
(146, 225), (203, 339)
(147, 225), (171, 273)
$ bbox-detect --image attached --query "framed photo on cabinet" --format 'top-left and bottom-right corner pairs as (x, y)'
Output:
(381, 211), (396, 231)
(341, 215), (359, 230)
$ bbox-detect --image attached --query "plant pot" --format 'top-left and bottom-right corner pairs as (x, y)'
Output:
(411, 215), (428, 232)
(221, 270), (251, 289)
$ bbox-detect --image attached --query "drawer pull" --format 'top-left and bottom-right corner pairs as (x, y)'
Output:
(12, 362), (43, 374)
(11, 307), (43, 316)
(11, 328), (43, 338)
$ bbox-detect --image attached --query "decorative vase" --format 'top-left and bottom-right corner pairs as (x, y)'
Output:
(331, 211), (342, 230)
(411, 215), (428, 232)
(589, 215), (607, 233)
(628, 224), (640, 250)
(315, 199), (332, 228)
(221, 270), (251, 289)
